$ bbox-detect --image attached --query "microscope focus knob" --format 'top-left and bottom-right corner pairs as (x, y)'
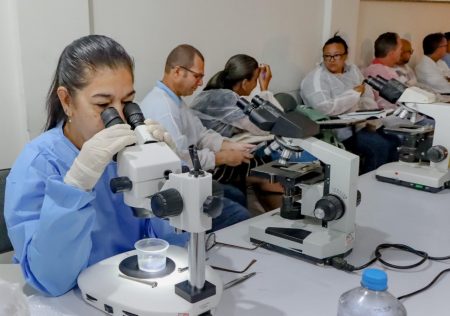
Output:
(110, 177), (132, 193)
(151, 188), (184, 218)
(203, 181), (224, 219)
(427, 145), (448, 163)
(314, 195), (344, 222)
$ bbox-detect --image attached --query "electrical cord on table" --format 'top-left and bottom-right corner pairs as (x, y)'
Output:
(327, 243), (450, 300)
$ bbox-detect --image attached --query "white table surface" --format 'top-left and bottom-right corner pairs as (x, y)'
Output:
(2, 171), (450, 315)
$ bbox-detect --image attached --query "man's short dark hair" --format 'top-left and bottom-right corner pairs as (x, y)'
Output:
(423, 33), (445, 55)
(374, 32), (399, 58)
(164, 44), (204, 73)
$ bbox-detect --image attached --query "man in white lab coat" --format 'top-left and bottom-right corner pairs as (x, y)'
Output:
(140, 44), (253, 227)
(416, 33), (450, 94)
(141, 44), (254, 172)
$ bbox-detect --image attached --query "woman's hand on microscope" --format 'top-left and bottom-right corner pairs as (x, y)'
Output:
(215, 150), (254, 167)
(221, 140), (255, 152)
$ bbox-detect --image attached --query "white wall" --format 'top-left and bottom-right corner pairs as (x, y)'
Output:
(16, 0), (90, 139)
(0, 0), (367, 168)
(356, 0), (450, 68)
(91, 0), (326, 104)
(0, 0), (28, 169)
(322, 0), (360, 62)
(0, 0), (90, 168)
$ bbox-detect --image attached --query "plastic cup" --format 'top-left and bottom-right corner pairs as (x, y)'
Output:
(134, 238), (169, 272)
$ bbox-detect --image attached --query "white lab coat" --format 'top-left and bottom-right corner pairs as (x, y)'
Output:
(415, 55), (450, 94)
(301, 63), (377, 116)
(394, 64), (418, 86)
(140, 85), (223, 170)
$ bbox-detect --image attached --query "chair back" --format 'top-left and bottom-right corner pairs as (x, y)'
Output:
(274, 92), (298, 113)
(0, 168), (13, 254)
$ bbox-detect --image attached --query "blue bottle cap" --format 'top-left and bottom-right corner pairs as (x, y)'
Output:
(361, 269), (388, 291)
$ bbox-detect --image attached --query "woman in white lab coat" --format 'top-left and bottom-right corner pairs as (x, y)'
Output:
(300, 34), (399, 173)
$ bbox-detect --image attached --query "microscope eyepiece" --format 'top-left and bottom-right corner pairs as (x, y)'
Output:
(251, 95), (265, 107)
(364, 76), (385, 92)
(376, 75), (388, 84)
(236, 97), (253, 114)
(101, 107), (125, 128)
(123, 102), (146, 130)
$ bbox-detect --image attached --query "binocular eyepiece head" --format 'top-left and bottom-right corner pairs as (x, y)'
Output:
(101, 102), (146, 129)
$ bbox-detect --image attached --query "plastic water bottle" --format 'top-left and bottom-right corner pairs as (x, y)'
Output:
(337, 269), (407, 316)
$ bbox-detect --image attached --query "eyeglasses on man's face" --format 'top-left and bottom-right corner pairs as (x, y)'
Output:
(323, 53), (346, 62)
(178, 65), (205, 80)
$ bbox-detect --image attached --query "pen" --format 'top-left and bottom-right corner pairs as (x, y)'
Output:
(224, 272), (257, 290)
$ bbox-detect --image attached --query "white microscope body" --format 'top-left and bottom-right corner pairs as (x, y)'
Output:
(248, 136), (359, 262)
(373, 84), (450, 192)
(237, 96), (360, 263)
(77, 104), (223, 316)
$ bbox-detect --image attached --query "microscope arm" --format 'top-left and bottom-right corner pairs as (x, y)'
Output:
(287, 137), (359, 234)
(400, 101), (450, 172)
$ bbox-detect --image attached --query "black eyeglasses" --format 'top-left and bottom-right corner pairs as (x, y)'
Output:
(178, 65), (205, 80)
(323, 53), (346, 62)
(205, 232), (263, 252)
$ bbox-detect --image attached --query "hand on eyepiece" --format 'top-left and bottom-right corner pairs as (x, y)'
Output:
(64, 124), (136, 191)
(144, 119), (176, 150)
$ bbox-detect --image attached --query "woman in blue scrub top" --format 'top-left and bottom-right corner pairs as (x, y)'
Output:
(4, 35), (188, 296)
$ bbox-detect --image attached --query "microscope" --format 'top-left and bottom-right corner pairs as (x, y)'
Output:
(365, 76), (450, 192)
(237, 96), (360, 263)
(77, 103), (223, 316)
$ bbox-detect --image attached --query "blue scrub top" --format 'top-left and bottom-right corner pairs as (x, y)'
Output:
(4, 123), (188, 296)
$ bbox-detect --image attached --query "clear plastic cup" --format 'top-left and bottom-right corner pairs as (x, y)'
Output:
(134, 238), (169, 272)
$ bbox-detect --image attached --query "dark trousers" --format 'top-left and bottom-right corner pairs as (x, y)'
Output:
(343, 129), (400, 174)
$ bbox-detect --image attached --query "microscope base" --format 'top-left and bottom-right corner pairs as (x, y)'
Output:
(249, 211), (354, 263)
(376, 162), (450, 192)
(78, 246), (223, 316)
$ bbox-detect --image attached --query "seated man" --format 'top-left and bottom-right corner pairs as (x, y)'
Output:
(141, 44), (252, 226)
(362, 32), (403, 110)
(395, 38), (418, 86)
(301, 34), (399, 174)
(416, 33), (450, 94)
(443, 32), (450, 68)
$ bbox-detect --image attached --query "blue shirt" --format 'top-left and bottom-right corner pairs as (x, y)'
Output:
(4, 123), (188, 296)
(156, 81), (181, 106)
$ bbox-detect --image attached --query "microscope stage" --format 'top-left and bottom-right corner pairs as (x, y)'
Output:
(77, 246), (223, 316)
(249, 212), (353, 263)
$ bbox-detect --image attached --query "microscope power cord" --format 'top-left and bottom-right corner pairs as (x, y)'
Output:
(328, 243), (450, 300)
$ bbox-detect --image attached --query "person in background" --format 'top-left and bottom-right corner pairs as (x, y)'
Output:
(140, 44), (252, 215)
(301, 34), (399, 174)
(190, 54), (280, 138)
(189, 54), (287, 211)
(442, 32), (450, 68)
(395, 38), (418, 86)
(415, 32), (450, 94)
(362, 32), (403, 109)
(4, 35), (187, 296)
